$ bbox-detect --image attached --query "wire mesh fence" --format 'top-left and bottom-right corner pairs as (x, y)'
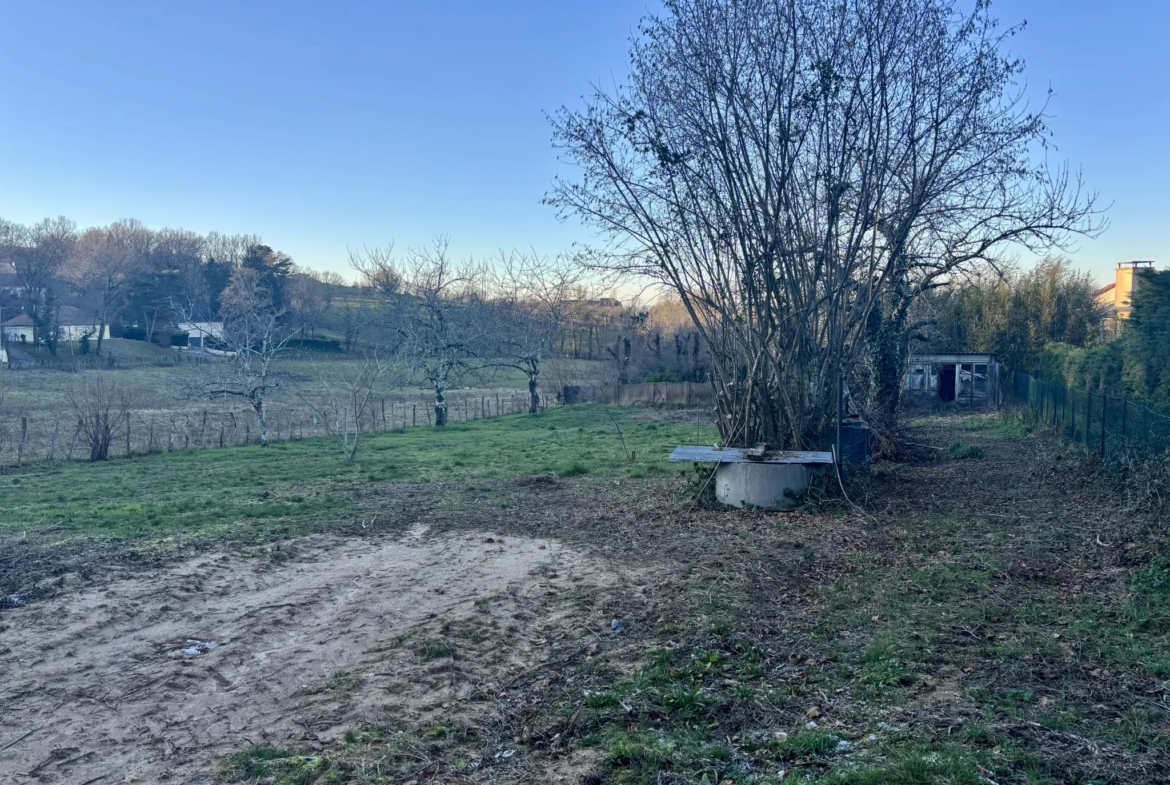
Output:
(1007, 371), (1170, 458)
(0, 388), (567, 468)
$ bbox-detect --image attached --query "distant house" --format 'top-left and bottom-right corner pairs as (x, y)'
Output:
(56, 307), (111, 341)
(175, 321), (224, 349)
(1, 313), (35, 343)
(1, 307), (110, 344)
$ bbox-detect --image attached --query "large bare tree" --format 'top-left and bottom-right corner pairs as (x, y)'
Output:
(549, 0), (1103, 448)
(0, 217), (78, 352)
(64, 227), (135, 356)
(351, 238), (487, 426)
(188, 266), (293, 446)
(487, 251), (584, 413)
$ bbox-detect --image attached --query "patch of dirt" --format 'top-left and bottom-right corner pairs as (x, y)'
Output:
(511, 474), (563, 491)
(0, 530), (639, 783)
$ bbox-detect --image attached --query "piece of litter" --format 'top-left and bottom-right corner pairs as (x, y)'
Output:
(835, 740), (853, 752)
(865, 734), (877, 743)
(494, 749), (516, 761)
(805, 721), (818, 729)
(181, 639), (217, 655)
(771, 731), (789, 741)
(611, 618), (624, 633)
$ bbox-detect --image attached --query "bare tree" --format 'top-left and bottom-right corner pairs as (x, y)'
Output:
(63, 227), (135, 355)
(0, 217), (78, 352)
(298, 349), (399, 461)
(68, 376), (134, 461)
(351, 238), (486, 426)
(549, 0), (1103, 448)
(487, 251), (584, 413)
(188, 266), (293, 446)
(288, 269), (338, 339)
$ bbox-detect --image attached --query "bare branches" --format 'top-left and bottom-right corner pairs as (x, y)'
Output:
(486, 251), (585, 412)
(181, 267), (295, 446)
(351, 238), (489, 426)
(68, 377), (134, 461)
(297, 349), (400, 461)
(549, 0), (1104, 448)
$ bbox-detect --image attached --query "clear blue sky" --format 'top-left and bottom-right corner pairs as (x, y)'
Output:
(0, 1), (1166, 285)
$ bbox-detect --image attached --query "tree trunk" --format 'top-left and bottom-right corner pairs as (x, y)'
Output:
(528, 376), (540, 414)
(434, 389), (448, 426)
(254, 399), (269, 446)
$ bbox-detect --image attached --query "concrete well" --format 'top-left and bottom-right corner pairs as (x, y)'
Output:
(714, 461), (815, 510)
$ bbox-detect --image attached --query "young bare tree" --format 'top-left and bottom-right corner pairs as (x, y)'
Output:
(549, 0), (1103, 449)
(297, 349), (399, 461)
(189, 266), (293, 446)
(68, 376), (134, 461)
(352, 238), (487, 427)
(487, 251), (584, 413)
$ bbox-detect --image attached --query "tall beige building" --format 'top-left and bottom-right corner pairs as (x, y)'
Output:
(1096, 261), (1155, 327)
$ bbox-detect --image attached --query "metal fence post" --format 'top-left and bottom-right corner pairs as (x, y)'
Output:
(1100, 393), (1107, 458)
(1121, 398), (1128, 449)
(1086, 390), (1092, 451)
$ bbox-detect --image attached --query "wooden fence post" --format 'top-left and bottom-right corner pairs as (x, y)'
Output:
(126, 417), (132, 458)
(219, 424), (225, 448)
(67, 419), (81, 461)
(18, 417), (27, 465)
(412, 405), (417, 427)
(48, 416), (60, 461)
(169, 417), (177, 452)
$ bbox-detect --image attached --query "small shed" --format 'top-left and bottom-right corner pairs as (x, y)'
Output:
(903, 353), (1000, 406)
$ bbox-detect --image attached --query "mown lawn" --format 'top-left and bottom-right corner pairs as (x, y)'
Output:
(0, 405), (715, 542)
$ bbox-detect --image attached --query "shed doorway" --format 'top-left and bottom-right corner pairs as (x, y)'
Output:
(939, 364), (957, 401)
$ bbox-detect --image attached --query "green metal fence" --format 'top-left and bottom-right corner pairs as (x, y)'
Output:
(1008, 371), (1170, 458)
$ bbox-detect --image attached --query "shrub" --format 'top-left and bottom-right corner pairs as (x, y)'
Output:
(947, 441), (986, 459)
(286, 337), (342, 352)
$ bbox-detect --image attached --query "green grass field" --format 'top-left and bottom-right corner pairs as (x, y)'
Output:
(0, 405), (715, 542)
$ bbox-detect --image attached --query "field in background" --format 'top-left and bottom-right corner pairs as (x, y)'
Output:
(0, 350), (607, 464)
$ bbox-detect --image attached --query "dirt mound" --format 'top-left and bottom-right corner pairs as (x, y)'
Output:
(0, 530), (629, 783)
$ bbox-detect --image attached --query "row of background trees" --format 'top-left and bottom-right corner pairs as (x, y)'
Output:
(0, 214), (716, 450)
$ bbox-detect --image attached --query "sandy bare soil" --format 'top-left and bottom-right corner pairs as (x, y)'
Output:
(0, 526), (633, 783)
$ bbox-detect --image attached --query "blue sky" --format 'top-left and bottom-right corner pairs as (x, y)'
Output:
(0, 1), (1166, 285)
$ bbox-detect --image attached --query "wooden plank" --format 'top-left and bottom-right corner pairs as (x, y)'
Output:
(669, 445), (834, 464)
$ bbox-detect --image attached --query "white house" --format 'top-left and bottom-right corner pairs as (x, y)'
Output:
(175, 321), (224, 349)
(1, 307), (111, 344)
(1, 313), (36, 344)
